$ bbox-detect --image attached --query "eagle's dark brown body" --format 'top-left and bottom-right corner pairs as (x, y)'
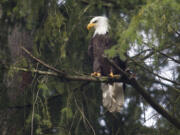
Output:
(88, 33), (126, 76)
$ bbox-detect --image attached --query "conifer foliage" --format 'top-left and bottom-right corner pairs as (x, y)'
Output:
(0, 0), (180, 134)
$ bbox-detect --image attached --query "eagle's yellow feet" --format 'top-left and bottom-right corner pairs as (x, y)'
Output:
(109, 72), (115, 78)
(91, 72), (101, 77)
(96, 72), (101, 77)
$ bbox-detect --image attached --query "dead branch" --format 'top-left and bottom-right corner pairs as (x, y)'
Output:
(127, 56), (180, 86)
(19, 47), (180, 129)
(106, 58), (180, 129)
(20, 47), (126, 83)
(21, 46), (66, 75)
(156, 51), (180, 64)
(11, 67), (124, 83)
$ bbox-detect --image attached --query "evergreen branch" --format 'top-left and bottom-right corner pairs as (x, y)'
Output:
(80, 0), (136, 10)
(7, 82), (90, 109)
(80, 0), (114, 8)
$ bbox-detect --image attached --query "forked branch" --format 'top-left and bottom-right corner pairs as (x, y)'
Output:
(18, 46), (180, 129)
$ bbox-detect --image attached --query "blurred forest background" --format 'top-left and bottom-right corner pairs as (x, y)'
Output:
(0, 0), (180, 134)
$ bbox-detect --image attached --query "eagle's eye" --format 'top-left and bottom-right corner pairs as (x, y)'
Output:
(93, 20), (98, 23)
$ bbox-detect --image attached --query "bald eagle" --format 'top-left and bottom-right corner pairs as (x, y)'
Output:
(87, 16), (126, 112)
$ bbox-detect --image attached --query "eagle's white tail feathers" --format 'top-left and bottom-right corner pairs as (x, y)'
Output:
(101, 83), (124, 112)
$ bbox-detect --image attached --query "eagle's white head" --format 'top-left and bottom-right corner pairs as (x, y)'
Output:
(87, 16), (109, 36)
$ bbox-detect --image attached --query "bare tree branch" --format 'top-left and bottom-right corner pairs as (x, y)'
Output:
(132, 49), (152, 59)
(140, 51), (154, 61)
(11, 67), (58, 76)
(127, 56), (180, 86)
(153, 79), (180, 93)
(19, 47), (180, 129)
(140, 44), (173, 61)
(156, 50), (180, 64)
(106, 58), (180, 129)
(11, 67), (124, 83)
(21, 46), (66, 75)
(20, 47), (126, 83)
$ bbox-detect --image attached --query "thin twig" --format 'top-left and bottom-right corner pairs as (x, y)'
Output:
(74, 96), (96, 135)
(21, 46), (66, 75)
(30, 63), (39, 135)
(128, 57), (180, 86)
(157, 51), (180, 64)
(31, 85), (40, 135)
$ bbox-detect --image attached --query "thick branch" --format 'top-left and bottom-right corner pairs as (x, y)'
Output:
(11, 67), (124, 83)
(20, 47), (180, 129)
(20, 47), (126, 83)
(130, 80), (180, 128)
(106, 58), (180, 129)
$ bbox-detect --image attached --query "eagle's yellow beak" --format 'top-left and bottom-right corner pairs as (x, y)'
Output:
(87, 23), (95, 30)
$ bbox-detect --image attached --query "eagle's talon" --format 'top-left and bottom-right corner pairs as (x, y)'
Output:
(96, 72), (101, 77)
(91, 72), (101, 77)
(109, 72), (114, 78)
(91, 72), (96, 76)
